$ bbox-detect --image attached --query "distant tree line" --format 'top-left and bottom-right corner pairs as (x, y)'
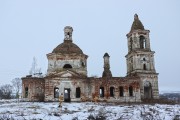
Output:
(0, 78), (22, 99)
(160, 93), (180, 104)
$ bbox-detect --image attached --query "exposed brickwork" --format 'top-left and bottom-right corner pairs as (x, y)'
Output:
(22, 77), (45, 101)
(22, 15), (159, 102)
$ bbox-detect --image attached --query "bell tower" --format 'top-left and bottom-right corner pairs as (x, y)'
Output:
(125, 14), (159, 99)
(64, 26), (73, 41)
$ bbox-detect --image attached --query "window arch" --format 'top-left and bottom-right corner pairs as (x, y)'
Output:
(63, 64), (72, 69)
(99, 87), (104, 97)
(143, 64), (147, 70)
(110, 87), (115, 97)
(119, 86), (124, 97)
(25, 87), (28, 98)
(129, 86), (133, 96)
(54, 87), (59, 98)
(139, 36), (146, 49)
(76, 87), (81, 98)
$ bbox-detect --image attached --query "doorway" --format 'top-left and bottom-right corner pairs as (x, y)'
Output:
(110, 87), (114, 97)
(25, 87), (28, 98)
(144, 81), (152, 99)
(99, 87), (104, 97)
(76, 87), (81, 98)
(64, 88), (71, 102)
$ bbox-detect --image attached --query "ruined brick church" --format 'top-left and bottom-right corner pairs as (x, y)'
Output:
(22, 14), (159, 102)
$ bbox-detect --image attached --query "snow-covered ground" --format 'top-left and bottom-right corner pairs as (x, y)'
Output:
(0, 99), (180, 120)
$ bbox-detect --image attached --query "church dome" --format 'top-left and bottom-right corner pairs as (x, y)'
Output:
(52, 26), (83, 54)
(52, 40), (83, 54)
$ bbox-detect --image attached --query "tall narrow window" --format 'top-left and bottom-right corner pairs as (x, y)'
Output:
(76, 87), (81, 98)
(143, 64), (147, 70)
(64, 89), (71, 102)
(129, 86), (133, 96)
(54, 87), (59, 98)
(25, 87), (28, 98)
(140, 36), (146, 49)
(110, 87), (115, 97)
(119, 86), (124, 97)
(130, 38), (133, 51)
(67, 32), (70, 38)
(99, 87), (104, 97)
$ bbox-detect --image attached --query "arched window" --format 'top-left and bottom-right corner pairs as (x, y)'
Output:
(54, 87), (59, 98)
(99, 87), (104, 97)
(67, 32), (70, 38)
(129, 86), (133, 96)
(140, 36), (146, 49)
(143, 64), (147, 70)
(76, 87), (81, 98)
(119, 86), (124, 97)
(25, 87), (28, 98)
(63, 64), (72, 69)
(110, 87), (115, 97)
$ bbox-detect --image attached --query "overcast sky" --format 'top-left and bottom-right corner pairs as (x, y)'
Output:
(0, 0), (180, 92)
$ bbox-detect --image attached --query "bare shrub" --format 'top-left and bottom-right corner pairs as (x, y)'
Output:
(87, 114), (95, 120)
(88, 106), (95, 112)
(72, 117), (78, 120)
(95, 107), (107, 120)
(0, 84), (13, 99)
(173, 115), (180, 120)
(53, 112), (61, 116)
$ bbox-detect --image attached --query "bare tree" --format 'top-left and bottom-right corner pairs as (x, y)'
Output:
(0, 84), (13, 99)
(11, 78), (22, 100)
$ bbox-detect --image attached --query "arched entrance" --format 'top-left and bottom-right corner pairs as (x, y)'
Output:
(54, 87), (59, 98)
(119, 86), (124, 97)
(129, 86), (133, 96)
(110, 87), (115, 97)
(64, 88), (71, 102)
(144, 81), (152, 99)
(76, 87), (81, 98)
(99, 87), (104, 97)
